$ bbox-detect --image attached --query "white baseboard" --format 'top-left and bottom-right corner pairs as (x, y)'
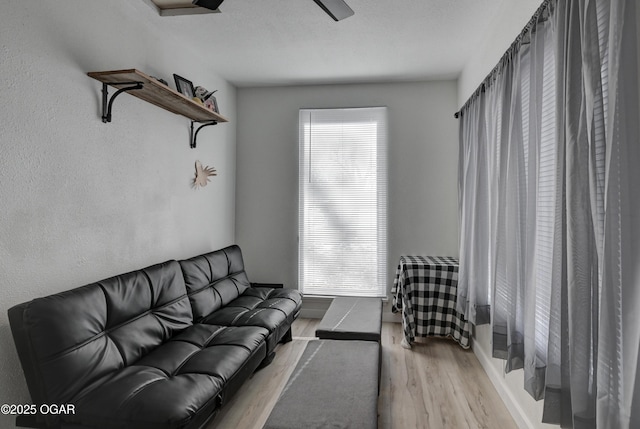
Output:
(471, 340), (538, 429)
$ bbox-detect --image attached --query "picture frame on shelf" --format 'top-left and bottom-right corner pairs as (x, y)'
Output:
(173, 74), (195, 98)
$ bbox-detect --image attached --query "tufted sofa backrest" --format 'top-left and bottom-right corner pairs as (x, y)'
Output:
(178, 245), (250, 322)
(7, 260), (193, 424)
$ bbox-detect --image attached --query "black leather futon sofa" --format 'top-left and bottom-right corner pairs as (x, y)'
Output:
(8, 245), (302, 429)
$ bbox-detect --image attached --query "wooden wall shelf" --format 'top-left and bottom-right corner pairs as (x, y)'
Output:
(88, 69), (228, 148)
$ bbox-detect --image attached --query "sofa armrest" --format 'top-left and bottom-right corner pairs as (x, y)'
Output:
(250, 282), (284, 289)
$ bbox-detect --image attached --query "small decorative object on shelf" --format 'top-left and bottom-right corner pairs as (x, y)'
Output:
(151, 76), (169, 86)
(194, 86), (219, 113)
(192, 160), (217, 188)
(174, 74), (195, 98)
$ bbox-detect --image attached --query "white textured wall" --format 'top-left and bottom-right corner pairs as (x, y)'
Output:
(236, 81), (459, 318)
(0, 1), (236, 426)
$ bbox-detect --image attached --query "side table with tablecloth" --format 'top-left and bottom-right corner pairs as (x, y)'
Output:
(391, 255), (470, 349)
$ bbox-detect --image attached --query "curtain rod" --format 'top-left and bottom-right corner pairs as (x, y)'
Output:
(453, 0), (553, 119)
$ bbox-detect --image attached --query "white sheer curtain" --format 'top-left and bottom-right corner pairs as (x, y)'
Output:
(457, 87), (491, 326)
(597, 0), (640, 426)
(457, 0), (640, 427)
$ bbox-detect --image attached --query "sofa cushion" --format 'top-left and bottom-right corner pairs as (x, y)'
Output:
(12, 260), (192, 417)
(202, 287), (302, 331)
(201, 287), (302, 352)
(179, 245), (251, 321)
(64, 324), (268, 429)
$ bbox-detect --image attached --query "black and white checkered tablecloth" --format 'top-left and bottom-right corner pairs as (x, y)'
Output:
(391, 256), (470, 349)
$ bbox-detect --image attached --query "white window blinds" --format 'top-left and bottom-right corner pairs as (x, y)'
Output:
(298, 107), (388, 297)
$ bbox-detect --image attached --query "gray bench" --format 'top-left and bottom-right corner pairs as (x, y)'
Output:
(263, 339), (379, 429)
(262, 297), (383, 428)
(315, 297), (382, 342)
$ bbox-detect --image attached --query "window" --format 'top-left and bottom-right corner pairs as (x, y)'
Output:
(298, 107), (387, 297)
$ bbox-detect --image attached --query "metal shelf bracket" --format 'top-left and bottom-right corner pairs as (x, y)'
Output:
(190, 120), (218, 149)
(100, 82), (144, 123)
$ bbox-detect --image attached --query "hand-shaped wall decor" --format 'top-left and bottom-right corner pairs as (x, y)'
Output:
(193, 160), (217, 188)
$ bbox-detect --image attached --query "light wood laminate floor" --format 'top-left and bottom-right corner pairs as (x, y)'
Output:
(208, 319), (517, 429)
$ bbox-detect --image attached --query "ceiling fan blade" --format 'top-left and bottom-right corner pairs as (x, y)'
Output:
(192, 0), (224, 11)
(312, 0), (354, 21)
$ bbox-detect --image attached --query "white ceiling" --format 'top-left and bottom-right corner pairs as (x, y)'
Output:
(144, 0), (539, 87)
